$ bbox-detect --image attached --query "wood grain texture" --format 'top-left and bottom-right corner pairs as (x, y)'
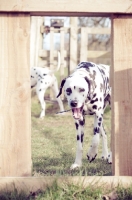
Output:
(0, 14), (31, 176)
(111, 15), (132, 175)
(69, 17), (77, 72)
(0, 0), (132, 15)
(80, 28), (87, 61)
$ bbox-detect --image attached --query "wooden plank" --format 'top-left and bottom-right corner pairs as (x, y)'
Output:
(41, 27), (110, 35)
(0, 0), (132, 15)
(34, 17), (44, 67)
(30, 16), (37, 68)
(86, 27), (111, 35)
(111, 15), (132, 176)
(30, 16), (44, 68)
(0, 14), (31, 176)
(50, 27), (54, 99)
(60, 27), (65, 99)
(69, 17), (78, 72)
(39, 50), (110, 59)
(0, 177), (132, 192)
(80, 27), (87, 61)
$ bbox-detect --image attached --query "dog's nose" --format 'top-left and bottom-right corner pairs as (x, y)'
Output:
(70, 100), (78, 107)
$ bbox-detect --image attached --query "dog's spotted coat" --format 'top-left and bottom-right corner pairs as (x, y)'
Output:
(31, 52), (64, 118)
(57, 61), (112, 169)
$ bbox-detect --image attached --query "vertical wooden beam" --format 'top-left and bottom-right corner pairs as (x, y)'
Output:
(111, 15), (132, 175)
(70, 17), (78, 72)
(0, 14), (31, 176)
(50, 27), (54, 99)
(30, 16), (44, 68)
(80, 27), (87, 61)
(60, 27), (65, 99)
(35, 16), (44, 67)
(30, 16), (37, 68)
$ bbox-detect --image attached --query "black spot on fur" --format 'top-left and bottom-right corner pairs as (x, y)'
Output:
(94, 127), (100, 134)
(43, 74), (47, 76)
(81, 132), (84, 143)
(92, 105), (97, 110)
(66, 88), (72, 95)
(98, 107), (101, 110)
(98, 122), (101, 127)
(79, 119), (85, 126)
(77, 135), (79, 141)
(74, 86), (76, 89)
(99, 117), (102, 121)
(90, 98), (98, 104)
(39, 89), (41, 91)
(93, 93), (96, 98)
(75, 123), (79, 130)
(79, 62), (94, 69)
(79, 88), (85, 92)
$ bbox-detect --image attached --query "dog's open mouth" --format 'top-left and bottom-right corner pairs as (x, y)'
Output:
(72, 106), (83, 120)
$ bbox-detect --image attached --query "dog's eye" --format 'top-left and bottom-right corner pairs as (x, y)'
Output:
(79, 88), (85, 92)
(66, 88), (72, 95)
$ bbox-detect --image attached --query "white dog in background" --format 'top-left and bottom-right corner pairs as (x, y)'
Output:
(31, 52), (64, 118)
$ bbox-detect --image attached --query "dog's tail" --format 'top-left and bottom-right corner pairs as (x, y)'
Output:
(49, 51), (61, 74)
(56, 51), (61, 71)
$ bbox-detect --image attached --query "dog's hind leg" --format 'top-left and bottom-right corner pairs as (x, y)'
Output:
(70, 118), (85, 170)
(36, 86), (46, 118)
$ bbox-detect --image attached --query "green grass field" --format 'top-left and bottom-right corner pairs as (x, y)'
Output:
(31, 94), (112, 176)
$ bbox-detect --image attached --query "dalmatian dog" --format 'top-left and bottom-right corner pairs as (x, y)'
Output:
(31, 52), (64, 118)
(57, 62), (112, 169)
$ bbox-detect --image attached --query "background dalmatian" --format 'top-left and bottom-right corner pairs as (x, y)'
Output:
(31, 52), (64, 118)
(57, 61), (112, 169)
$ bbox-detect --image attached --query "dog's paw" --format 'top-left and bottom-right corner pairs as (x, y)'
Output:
(107, 152), (112, 164)
(70, 163), (81, 170)
(101, 151), (108, 160)
(87, 146), (98, 162)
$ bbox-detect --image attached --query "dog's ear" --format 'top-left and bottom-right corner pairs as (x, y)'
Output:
(56, 78), (66, 98)
(84, 76), (90, 90)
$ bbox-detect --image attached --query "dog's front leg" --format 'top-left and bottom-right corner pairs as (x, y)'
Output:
(87, 113), (102, 162)
(70, 118), (85, 170)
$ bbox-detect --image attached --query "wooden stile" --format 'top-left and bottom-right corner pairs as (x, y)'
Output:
(112, 15), (132, 175)
(0, 13), (32, 176)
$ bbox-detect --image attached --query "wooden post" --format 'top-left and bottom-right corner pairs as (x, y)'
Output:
(80, 27), (87, 61)
(0, 14), (31, 176)
(30, 16), (44, 68)
(50, 27), (54, 99)
(111, 15), (132, 175)
(60, 27), (65, 99)
(69, 17), (78, 72)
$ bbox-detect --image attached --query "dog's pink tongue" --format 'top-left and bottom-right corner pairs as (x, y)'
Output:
(73, 108), (81, 119)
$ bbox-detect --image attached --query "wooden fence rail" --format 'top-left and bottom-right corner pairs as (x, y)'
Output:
(38, 26), (111, 72)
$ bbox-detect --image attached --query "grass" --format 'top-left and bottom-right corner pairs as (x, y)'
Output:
(31, 93), (112, 176)
(1, 182), (132, 199)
